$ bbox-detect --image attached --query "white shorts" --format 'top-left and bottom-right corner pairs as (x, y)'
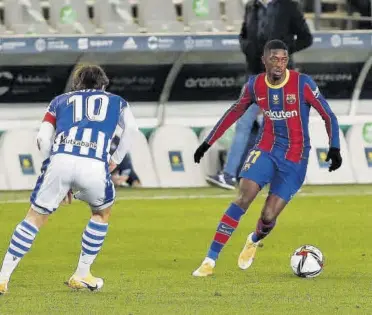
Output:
(30, 153), (115, 215)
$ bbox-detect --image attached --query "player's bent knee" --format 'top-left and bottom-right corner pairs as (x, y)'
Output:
(235, 187), (261, 210)
(25, 206), (49, 229)
(235, 181), (260, 210)
(90, 199), (114, 212)
(92, 205), (112, 223)
(234, 195), (253, 211)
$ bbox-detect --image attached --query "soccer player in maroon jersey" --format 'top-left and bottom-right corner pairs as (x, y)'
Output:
(192, 39), (342, 277)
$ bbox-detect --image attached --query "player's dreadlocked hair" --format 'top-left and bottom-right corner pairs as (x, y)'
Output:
(264, 40), (288, 53)
(71, 64), (109, 91)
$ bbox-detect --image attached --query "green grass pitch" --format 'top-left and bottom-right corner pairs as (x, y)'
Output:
(0, 185), (372, 315)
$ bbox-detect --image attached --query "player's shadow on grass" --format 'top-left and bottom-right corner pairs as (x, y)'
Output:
(62, 289), (112, 295)
(267, 272), (350, 282)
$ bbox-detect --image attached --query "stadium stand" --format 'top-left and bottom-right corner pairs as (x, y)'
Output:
(3, 0), (52, 35)
(93, 0), (140, 34)
(222, 0), (244, 32)
(302, 0), (372, 30)
(48, 0), (96, 34)
(182, 0), (226, 32)
(137, 0), (184, 33)
(0, 0), (370, 34)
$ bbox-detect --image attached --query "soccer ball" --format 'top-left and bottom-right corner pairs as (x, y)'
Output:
(290, 245), (324, 278)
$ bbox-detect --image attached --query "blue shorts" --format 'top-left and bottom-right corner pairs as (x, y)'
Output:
(239, 148), (307, 202)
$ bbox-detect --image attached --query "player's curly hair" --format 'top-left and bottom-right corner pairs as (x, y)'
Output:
(71, 64), (109, 91)
(264, 39), (288, 53)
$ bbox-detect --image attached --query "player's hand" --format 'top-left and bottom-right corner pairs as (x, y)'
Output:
(62, 189), (73, 205)
(326, 147), (342, 172)
(108, 160), (117, 173)
(194, 141), (211, 163)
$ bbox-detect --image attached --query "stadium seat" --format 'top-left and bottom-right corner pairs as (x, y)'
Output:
(3, 0), (52, 34)
(223, 0), (244, 31)
(0, 129), (43, 190)
(305, 120), (355, 184)
(149, 125), (207, 187)
(345, 123), (372, 183)
(0, 133), (8, 190)
(198, 126), (234, 177)
(129, 129), (160, 187)
(93, 0), (140, 34)
(48, 0), (96, 34)
(183, 0), (226, 32)
(306, 18), (316, 32)
(137, 0), (184, 33)
(0, 23), (7, 34)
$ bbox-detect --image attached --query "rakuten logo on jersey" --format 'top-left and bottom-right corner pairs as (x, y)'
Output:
(263, 110), (298, 120)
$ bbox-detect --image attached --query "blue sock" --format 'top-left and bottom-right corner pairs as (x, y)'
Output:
(0, 220), (39, 281)
(76, 219), (109, 277)
(207, 203), (245, 260)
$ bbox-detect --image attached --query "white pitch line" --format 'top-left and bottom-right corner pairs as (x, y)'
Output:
(0, 190), (372, 204)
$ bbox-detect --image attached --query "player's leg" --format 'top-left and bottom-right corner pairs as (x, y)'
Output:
(238, 194), (287, 269)
(67, 205), (112, 291)
(0, 208), (48, 294)
(67, 158), (115, 290)
(0, 156), (72, 294)
(238, 158), (307, 270)
(206, 104), (260, 189)
(193, 149), (275, 277)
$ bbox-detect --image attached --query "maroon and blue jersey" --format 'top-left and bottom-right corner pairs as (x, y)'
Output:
(205, 70), (340, 163)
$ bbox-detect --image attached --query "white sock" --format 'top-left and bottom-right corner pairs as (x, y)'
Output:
(75, 219), (108, 278)
(0, 220), (38, 282)
(0, 253), (21, 282)
(203, 257), (216, 267)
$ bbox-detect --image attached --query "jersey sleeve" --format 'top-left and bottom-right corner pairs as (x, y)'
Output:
(118, 100), (138, 131)
(204, 82), (253, 145)
(42, 97), (58, 127)
(303, 75), (340, 149)
(111, 101), (139, 164)
(36, 122), (55, 160)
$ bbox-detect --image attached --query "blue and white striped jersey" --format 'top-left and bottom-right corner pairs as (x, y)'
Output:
(45, 89), (129, 163)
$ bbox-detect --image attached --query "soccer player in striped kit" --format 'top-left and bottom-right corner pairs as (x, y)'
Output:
(192, 40), (343, 277)
(0, 64), (138, 293)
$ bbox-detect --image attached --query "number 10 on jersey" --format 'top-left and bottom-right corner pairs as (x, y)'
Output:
(68, 94), (109, 122)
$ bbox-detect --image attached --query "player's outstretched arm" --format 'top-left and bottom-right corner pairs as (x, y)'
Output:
(303, 75), (342, 172)
(194, 83), (253, 163)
